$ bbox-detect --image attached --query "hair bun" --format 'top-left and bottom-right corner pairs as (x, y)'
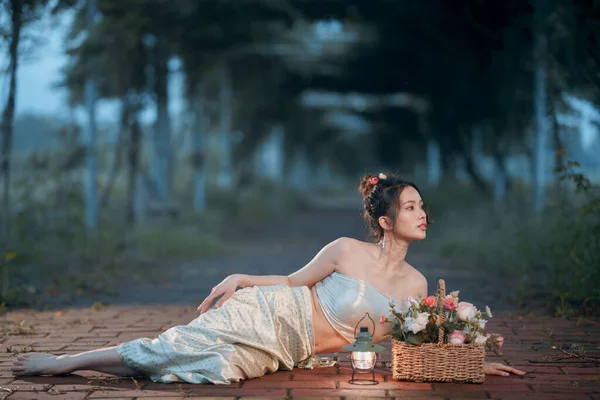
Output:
(358, 174), (378, 199)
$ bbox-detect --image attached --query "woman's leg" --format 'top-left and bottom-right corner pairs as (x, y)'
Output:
(11, 346), (141, 377)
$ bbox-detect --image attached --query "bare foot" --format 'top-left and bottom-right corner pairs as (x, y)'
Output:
(11, 353), (74, 376)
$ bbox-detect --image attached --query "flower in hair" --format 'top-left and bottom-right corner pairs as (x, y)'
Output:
(369, 177), (379, 185)
(379, 173), (387, 179)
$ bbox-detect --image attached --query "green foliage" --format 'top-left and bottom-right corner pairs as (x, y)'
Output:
(91, 301), (106, 311)
(0, 253), (16, 303)
(0, 213), (228, 308)
(405, 332), (424, 345)
(199, 178), (312, 221)
(0, 143), (317, 308)
(132, 226), (221, 260)
(0, 155), (225, 306)
(427, 169), (600, 317)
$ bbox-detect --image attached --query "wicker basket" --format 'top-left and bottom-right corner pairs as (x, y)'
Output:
(391, 279), (485, 383)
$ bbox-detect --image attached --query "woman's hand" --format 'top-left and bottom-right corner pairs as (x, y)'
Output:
(197, 274), (242, 314)
(484, 362), (526, 377)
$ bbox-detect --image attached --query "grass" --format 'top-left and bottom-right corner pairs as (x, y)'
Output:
(1, 144), (324, 308)
(191, 178), (314, 221)
(0, 222), (226, 308)
(420, 179), (600, 317)
(0, 178), (314, 308)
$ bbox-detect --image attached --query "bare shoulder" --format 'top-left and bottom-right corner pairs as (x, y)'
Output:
(329, 237), (364, 253)
(328, 237), (369, 266)
(405, 262), (428, 296)
(320, 237), (354, 262)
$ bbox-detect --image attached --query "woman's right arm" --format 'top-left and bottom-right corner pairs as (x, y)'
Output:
(197, 237), (350, 313)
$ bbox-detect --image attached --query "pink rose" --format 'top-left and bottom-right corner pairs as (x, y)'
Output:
(444, 297), (456, 311)
(380, 315), (386, 325)
(369, 177), (379, 185)
(424, 296), (436, 308)
(448, 330), (466, 345)
(497, 335), (504, 348)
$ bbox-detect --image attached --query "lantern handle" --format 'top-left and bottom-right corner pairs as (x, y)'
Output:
(353, 312), (375, 338)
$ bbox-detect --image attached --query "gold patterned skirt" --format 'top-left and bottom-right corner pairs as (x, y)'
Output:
(116, 284), (315, 384)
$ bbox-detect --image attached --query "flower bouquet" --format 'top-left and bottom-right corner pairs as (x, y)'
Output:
(383, 279), (503, 383)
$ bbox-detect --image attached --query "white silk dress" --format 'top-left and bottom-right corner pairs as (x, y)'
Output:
(116, 272), (392, 384)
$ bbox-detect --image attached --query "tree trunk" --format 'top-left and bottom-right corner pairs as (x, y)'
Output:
(126, 113), (141, 224)
(83, 0), (98, 230)
(463, 154), (489, 194)
(286, 149), (310, 191)
(426, 139), (441, 188)
(533, 0), (548, 214)
(256, 124), (285, 183)
(191, 82), (207, 212)
(0, 0), (22, 243)
(99, 97), (129, 211)
(491, 143), (508, 209)
(152, 35), (171, 202)
(549, 100), (565, 173)
(457, 130), (490, 195)
(217, 61), (233, 190)
(440, 150), (455, 182)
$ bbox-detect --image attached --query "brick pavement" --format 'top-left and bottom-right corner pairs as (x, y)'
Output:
(0, 305), (598, 400)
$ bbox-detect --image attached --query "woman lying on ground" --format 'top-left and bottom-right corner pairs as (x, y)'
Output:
(11, 173), (525, 383)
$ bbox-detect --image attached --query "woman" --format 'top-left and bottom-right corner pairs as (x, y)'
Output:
(11, 173), (525, 382)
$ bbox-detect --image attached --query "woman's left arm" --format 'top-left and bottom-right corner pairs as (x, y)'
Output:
(484, 362), (526, 376)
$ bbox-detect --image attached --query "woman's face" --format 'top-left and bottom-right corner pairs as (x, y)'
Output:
(389, 186), (428, 242)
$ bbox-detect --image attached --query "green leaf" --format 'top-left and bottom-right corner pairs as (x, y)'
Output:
(442, 321), (456, 332)
(405, 333), (424, 345)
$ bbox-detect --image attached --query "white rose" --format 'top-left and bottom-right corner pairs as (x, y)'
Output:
(398, 296), (420, 314)
(406, 296), (420, 306)
(485, 306), (493, 318)
(404, 312), (430, 334)
(456, 302), (477, 322)
(474, 333), (488, 345)
(415, 311), (429, 325)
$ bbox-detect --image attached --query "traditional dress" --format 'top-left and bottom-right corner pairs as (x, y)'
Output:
(116, 272), (392, 384)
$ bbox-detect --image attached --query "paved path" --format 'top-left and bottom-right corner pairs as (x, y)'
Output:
(0, 305), (598, 399)
(1, 205), (598, 399)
